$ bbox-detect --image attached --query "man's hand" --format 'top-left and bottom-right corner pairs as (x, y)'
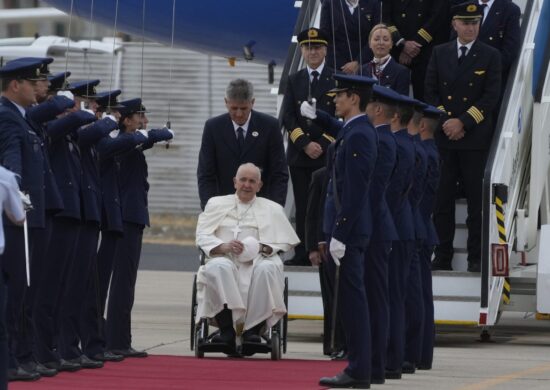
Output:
(402, 40), (422, 58)
(300, 98), (317, 119)
(101, 112), (118, 123)
(442, 118), (465, 141)
(304, 141), (323, 159)
(318, 242), (327, 263)
(399, 51), (412, 66)
(221, 239), (244, 256)
(19, 191), (32, 211)
(340, 60), (359, 75)
(57, 90), (74, 101)
(79, 101), (95, 116)
(329, 237), (346, 265)
(309, 250), (322, 266)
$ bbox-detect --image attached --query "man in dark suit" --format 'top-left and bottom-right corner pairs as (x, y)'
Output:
(383, 0), (450, 99)
(282, 27), (337, 266)
(319, 74), (377, 389)
(425, 1), (502, 272)
(197, 79), (288, 210)
(320, 0), (380, 74)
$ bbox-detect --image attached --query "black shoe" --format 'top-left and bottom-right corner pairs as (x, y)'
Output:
(68, 355), (103, 369)
(467, 262), (481, 272)
(416, 363), (432, 370)
(283, 256), (310, 266)
(92, 351), (125, 362)
(20, 361), (57, 377)
(330, 349), (347, 361)
(110, 347), (148, 358)
(242, 331), (262, 343)
(7, 366), (41, 381)
(371, 377), (385, 385)
(431, 258), (452, 271)
(402, 361), (416, 374)
(319, 371), (370, 388)
(43, 358), (82, 372)
(385, 368), (402, 380)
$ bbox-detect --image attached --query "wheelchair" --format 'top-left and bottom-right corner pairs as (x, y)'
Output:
(190, 251), (288, 360)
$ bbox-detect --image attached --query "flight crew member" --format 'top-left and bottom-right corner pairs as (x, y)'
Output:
(57, 82), (124, 369)
(282, 27), (336, 266)
(0, 58), (50, 382)
(197, 79), (288, 209)
(1, 166), (26, 388)
(417, 105), (443, 370)
(33, 79), (98, 373)
(105, 98), (173, 357)
(403, 98), (429, 374)
(81, 91), (146, 363)
(361, 24), (411, 95)
(320, 0), (380, 74)
(382, 0), (450, 99)
(319, 74), (377, 389)
(426, 1), (501, 272)
(384, 92), (416, 380)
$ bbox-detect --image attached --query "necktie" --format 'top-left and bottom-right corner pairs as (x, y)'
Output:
(236, 127), (245, 152)
(310, 70), (320, 93)
(479, 3), (488, 24)
(458, 46), (468, 65)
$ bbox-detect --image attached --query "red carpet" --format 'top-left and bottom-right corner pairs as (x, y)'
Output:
(10, 355), (347, 389)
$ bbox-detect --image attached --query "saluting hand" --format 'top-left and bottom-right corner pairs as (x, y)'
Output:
(304, 141), (323, 159)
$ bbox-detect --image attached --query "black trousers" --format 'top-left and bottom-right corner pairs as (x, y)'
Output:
(58, 222), (100, 359)
(34, 217), (80, 363)
(81, 230), (120, 357)
(419, 244), (435, 368)
(434, 148), (488, 265)
(290, 166), (316, 262)
(404, 241), (425, 365)
(106, 222), (143, 350)
(319, 261), (345, 356)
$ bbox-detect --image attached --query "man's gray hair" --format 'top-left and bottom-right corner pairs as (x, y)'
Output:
(236, 163), (262, 180)
(225, 79), (254, 101)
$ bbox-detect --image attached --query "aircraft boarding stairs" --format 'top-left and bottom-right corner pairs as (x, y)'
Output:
(281, 0), (550, 330)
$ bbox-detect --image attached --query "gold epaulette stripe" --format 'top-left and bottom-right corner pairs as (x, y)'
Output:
(418, 28), (433, 43)
(290, 128), (305, 143)
(322, 133), (335, 143)
(467, 106), (484, 124)
(388, 25), (398, 33)
(437, 105), (446, 112)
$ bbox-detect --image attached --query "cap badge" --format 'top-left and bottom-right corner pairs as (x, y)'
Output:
(467, 4), (477, 12)
(308, 29), (318, 38)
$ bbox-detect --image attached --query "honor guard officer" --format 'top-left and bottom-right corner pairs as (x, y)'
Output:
(417, 105), (443, 370)
(0, 57), (51, 382)
(382, 0), (450, 99)
(426, 1), (501, 272)
(27, 71), (75, 124)
(319, 74), (377, 389)
(105, 98), (173, 358)
(33, 79), (98, 373)
(282, 27), (337, 266)
(384, 91), (417, 381)
(81, 91), (146, 363)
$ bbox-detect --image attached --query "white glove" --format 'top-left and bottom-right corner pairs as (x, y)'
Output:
(19, 191), (33, 211)
(136, 129), (148, 138)
(109, 129), (120, 138)
(57, 90), (74, 101)
(165, 128), (174, 145)
(101, 112), (117, 123)
(300, 98), (317, 119)
(80, 101), (95, 116)
(329, 237), (346, 266)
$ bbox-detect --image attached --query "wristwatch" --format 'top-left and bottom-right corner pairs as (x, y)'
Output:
(260, 244), (272, 256)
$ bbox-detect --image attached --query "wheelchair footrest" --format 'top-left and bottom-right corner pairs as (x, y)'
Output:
(198, 341), (238, 356)
(240, 341), (272, 356)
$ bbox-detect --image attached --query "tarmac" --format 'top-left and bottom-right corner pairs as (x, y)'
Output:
(131, 243), (550, 389)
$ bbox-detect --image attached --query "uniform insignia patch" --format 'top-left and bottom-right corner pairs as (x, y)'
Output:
(474, 70), (486, 75)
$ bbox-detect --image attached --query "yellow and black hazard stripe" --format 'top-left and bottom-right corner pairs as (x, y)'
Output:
(495, 195), (511, 304)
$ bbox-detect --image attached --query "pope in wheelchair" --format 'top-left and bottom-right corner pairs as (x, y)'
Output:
(194, 163), (299, 357)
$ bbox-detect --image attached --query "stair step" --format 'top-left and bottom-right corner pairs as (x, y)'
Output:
(288, 290), (322, 297)
(434, 295), (481, 302)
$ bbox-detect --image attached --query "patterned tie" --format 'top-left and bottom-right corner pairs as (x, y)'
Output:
(237, 127), (245, 152)
(458, 46), (468, 65)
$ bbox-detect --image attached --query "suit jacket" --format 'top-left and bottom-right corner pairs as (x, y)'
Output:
(361, 57), (411, 95)
(324, 115), (378, 248)
(282, 64), (337, 168)
(320, 0), (380, 70)
(424, 39), (502, 150)
(305, 167), (329, 253)
(0, 97), (46, 228)
(386, 128), (415, 241)
(409, 134), (428, 241)
(197, 110), (288, 209)
(419, 138), (440, 246)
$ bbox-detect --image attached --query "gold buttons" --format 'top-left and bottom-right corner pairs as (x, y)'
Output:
(402, 13), (406, 17)
(447, 96), (452, 100)
(463, 97), (468, 102)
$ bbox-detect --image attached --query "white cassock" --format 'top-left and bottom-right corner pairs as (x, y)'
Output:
(195, 194), (299, 330)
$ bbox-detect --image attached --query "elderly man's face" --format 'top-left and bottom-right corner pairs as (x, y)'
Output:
(301, 44), (327, 69)
(225, 98), (254, 126)
(233, 166), (262, 203)
(453, 18), (480, 44)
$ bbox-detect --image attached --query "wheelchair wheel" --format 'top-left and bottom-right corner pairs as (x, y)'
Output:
(283, 277), (288, 354)
(270, 332), (281, 360)
(195, 319), (208, 358)
(190, 274), (197, 351)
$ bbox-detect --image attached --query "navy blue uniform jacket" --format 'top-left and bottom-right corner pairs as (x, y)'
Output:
(324, 114), (377, 248)
(197, 110), (288, 209)
(419, 138), (440, 246)
(409, 134), (428, 241)
(361, 58), (411, 95)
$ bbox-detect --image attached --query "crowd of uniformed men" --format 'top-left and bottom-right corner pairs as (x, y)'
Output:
(196, 0), (520, 388)
(0, 54), (173, 385)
